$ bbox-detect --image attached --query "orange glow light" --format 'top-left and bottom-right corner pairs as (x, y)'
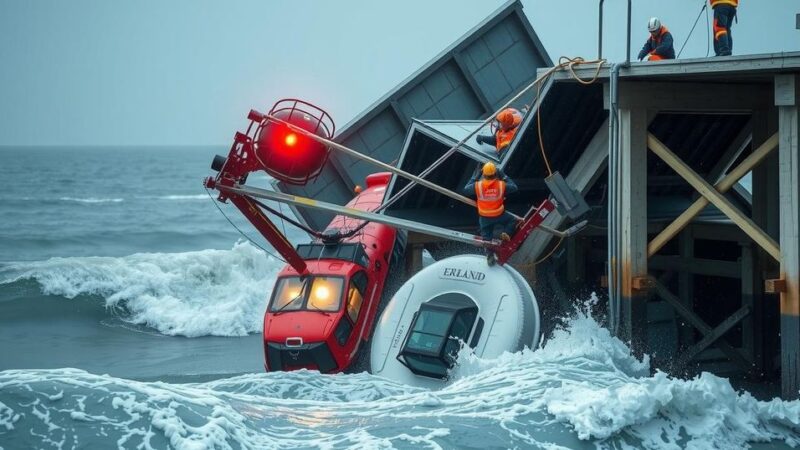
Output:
(284, 133), (298, 147)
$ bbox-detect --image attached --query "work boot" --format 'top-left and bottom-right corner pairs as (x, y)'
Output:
(500, 232), (511, 242)
(486, 252), (496, 266)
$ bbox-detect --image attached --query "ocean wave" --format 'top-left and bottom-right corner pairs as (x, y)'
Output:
(0, 242), (283, 337)
(58, 197), (124, 204)
(155, 194), (208, 201)
(1, 306), (800, 449)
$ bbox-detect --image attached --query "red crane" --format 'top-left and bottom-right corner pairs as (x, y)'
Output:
(204, 99), (586, 373)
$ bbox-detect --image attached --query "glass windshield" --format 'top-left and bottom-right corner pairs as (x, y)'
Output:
(269, 276), (344, 313)
(308, 277), (344, 312)
(405, 309), (453, 353)
(270, 277), (306, 312)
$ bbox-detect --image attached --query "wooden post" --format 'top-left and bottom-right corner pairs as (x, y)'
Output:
(741, 243), (764, 376)
(405, 243), (424, 277)
(752, 108), (780, 378)
(618, 105), (649, 352)
(776, 74), (800, 399)
(678, 227), (695, 348)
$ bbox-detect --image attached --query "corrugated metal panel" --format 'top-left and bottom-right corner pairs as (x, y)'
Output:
(276, 0), (551, 231)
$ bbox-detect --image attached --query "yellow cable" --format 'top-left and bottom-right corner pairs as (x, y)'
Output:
(534, 236), (564, 265)
(534, 57), (606, 178)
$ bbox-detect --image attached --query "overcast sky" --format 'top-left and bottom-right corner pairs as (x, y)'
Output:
(1, 0), (798, 146)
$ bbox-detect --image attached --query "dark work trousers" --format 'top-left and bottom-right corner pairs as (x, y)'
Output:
(478, 212), (516, 242)
(713, 5), (736, 56)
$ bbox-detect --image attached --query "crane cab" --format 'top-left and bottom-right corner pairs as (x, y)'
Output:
(261, 173), (402, 373)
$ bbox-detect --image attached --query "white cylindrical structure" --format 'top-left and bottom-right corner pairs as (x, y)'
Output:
(370, 255), (540, 388)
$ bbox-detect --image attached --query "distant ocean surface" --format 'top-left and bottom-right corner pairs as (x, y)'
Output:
(2, 146), (800, 449)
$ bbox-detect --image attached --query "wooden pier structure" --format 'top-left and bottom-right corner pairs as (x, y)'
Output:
(274, 0), (800, 398)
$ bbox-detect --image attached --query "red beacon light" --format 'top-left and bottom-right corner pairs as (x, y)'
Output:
(252, 99), (336, 185)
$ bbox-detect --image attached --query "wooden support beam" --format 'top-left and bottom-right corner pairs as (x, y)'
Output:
(648, 133), (779, 257)
(619, 107), (649, 351)
(647, 133), (782, 262)
(649, 255), (741, 278)
(566, 237), (586, 286)
(678, 228), (695, 348)
(631, 276), (655, 292)
(605, 81), (773, 112)
(751, 108), (780, 378)
(691, 223), (749, 243)
(653, 281), (754, 373)
(766, 278), (788, 293)
(673, 305), (752, 372)
(404, 243), (424, 277)
(776, 74), (800, 399)
(741, 243), (763, 376)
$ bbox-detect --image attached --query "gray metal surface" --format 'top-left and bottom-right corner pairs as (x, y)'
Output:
(547, 51), (800, 83)
(276, 0), (552, 230)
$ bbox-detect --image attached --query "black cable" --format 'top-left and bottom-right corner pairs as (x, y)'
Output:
(249, 197), (326, 239)
(277, 201), (288, 237)
(204, 187), (287, 263)
(254, 195), (373, 242)
(678, 2), (708, 58)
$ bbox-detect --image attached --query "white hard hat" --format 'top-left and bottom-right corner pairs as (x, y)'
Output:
(648, 17), (661, 33)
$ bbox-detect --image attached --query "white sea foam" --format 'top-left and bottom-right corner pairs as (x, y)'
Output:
(58, 197), (124, 203)
(0, 401), (19, 432)
(2, 305), (800, 448)
(0, 242), (282, 337)
(156, 194), (208, 201)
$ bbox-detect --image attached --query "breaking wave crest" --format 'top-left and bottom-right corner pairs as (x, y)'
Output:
(58, 197), (124, 204)
(2, 302), (800, 449)
(155, 194), (208, 201)
(0, 242), (282, 337)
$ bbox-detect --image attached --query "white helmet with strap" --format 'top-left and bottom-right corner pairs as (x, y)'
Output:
(648, 17), (661, 33)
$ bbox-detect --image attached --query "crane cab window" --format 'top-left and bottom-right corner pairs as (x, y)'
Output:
(270, 277), (306, 312)
(307, 277), (344, 312)
(346, 271), (368, 323)
(269, 276), (344, 313)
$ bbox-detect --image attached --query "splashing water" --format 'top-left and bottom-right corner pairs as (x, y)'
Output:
(2, 299), (800, 449)
(0, 242), (282, 337)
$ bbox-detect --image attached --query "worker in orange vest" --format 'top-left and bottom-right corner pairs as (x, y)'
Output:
(475, 108), (523, 155)
(710, 0), (737, 56)
(463, 162), (519, 264)
(637, 17), (675, 61)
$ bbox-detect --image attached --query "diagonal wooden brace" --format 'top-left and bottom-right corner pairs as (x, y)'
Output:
(648, 133), (778, 257)
(647, 134), (781, 262)
(653, 281), (753, 374)
(673, 304), (751, 372)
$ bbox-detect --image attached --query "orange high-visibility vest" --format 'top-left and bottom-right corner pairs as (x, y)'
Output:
(475, 179), (506, 217)
(710, 0), (737, 7)
(496, 127), (519, 151)
(647, 26), (671, 59)
(495, 109), (523, 151)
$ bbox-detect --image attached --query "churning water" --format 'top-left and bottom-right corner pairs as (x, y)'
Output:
(2, 146), (800, 449)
